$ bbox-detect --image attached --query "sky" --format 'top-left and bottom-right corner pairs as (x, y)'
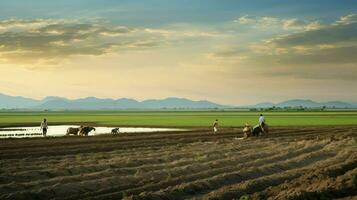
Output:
(0, 0), (356, 105)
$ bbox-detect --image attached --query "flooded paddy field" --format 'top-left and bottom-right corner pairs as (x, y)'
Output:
(0, 125), (184, 138)
(0, 126), (356, 200)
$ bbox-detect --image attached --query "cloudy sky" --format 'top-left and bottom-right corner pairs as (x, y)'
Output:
(0, 0), (356, 105)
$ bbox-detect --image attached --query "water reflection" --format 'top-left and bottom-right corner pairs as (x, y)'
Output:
(0, 125), (184, 138)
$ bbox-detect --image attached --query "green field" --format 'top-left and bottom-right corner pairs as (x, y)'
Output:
(1, 111), (357, 127)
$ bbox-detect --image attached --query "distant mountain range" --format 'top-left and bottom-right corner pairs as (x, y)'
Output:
(0, 93), (356, 110)
(0, 93), (226, 110)
(249, 99), (357, 109)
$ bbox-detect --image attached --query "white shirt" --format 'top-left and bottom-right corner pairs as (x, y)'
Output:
(259, 116), (265, 125)
(41, 121), (48, 129)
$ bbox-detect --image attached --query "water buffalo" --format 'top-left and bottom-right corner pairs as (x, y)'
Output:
(111, 128), (120, 134)
(252, 123), (269, 136)
(242, 123), (269, 138)
(66, 127), (80, 136)
(79, 126), (96, 136)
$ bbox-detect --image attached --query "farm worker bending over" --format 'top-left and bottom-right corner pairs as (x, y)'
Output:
(41, 118), (48, 136)
(259, 114), (266, 133)
(213, 119), (219, 134)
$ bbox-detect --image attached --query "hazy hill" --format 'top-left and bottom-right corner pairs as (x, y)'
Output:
(0, 93), (39, 108)
(0, 93), (355, 110)
(252, 99), (354, 108)
(0, 93), (227, 110)
(140, 97), (223, 109)
(276, 99), (321, 108)
(252, 102), (275, 108)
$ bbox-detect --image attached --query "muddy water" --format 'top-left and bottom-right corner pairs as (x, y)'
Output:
(0, 125), (184, 138)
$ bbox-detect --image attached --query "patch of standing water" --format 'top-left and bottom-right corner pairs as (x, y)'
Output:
(0, 125), (185, 138)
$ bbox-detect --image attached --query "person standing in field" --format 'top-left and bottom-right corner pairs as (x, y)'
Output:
(213, 119), (219, 134)
(40, 118), (48, 136)
(259, 114), (266, 133)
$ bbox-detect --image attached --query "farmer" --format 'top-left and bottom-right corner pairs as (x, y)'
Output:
(40, 118), (48, 136)
(213, 119), (219, 134)
(259, 114), (266, 133)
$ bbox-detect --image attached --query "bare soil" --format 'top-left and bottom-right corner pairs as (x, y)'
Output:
(0, 126), (356, 200)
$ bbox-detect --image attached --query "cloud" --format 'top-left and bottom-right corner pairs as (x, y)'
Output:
(0, 19), (227, 65)
(207, 47), (250, 63)
(274, 46), (357, 65)
(335, 13), (357, 25)
(0, 19), (160, 65)
(235, 15), (321, 31)
(143, 25), (226, 39)
(261, 16), (357, 66)
(0, 19), (48, 29)
(269, 22), (357, 47)
(282, 19), (321, 31)
(229, 14), (357, 63)
(234, 15), (280, 27)
(214, 14), (357, 79)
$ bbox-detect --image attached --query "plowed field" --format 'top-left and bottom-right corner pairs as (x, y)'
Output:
(1, 126), (356, 200)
